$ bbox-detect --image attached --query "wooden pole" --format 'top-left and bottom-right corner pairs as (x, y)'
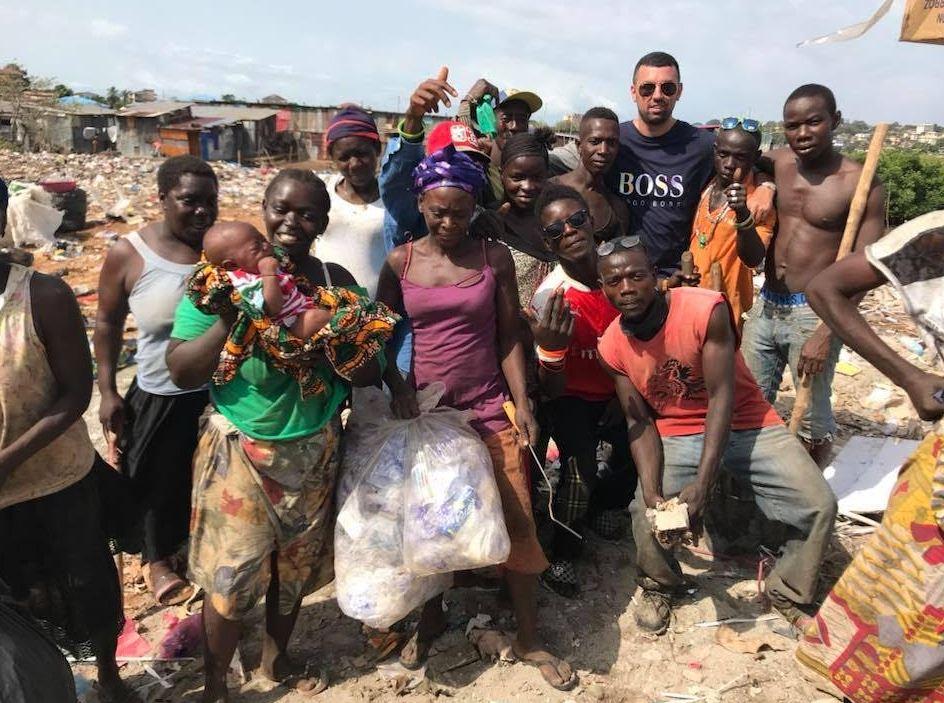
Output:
(789, 123), (889, 434)
(710, 262), (724, 292)
(681, 251), (694, 278)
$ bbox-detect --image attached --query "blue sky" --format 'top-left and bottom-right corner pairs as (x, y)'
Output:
(2, 0), (942, 124)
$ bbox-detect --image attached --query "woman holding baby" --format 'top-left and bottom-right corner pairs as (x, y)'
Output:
(166, 168), (388, 702)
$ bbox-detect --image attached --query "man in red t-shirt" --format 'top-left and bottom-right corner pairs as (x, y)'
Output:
(595, 238), (836, 635)
(529, 184), (637, 597)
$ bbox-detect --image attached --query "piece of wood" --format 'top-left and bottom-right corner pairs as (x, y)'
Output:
(709, 262), (723, 292)
(788, 374), (813, 434)
(790, 123), (888, 434)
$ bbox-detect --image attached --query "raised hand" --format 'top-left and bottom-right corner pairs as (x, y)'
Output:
(407, 66), (458, 119)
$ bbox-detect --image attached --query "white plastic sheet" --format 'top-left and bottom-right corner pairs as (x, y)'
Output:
(7, 185), (63, 247)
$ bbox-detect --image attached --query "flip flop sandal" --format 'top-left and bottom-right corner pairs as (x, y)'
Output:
(280, 662), (328, 696)
(183, 585), (204, 614)
(539, 561), (579, 599)
(399, 619), (447, 671)
(363, 627), (405, 660)
(517, 652), (578, 691)
(151, 571), (195, 607)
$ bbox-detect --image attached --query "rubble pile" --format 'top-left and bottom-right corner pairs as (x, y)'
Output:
(0, 150), (272, 224)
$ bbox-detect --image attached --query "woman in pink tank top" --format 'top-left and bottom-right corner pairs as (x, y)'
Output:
(375, 143), (575, 690)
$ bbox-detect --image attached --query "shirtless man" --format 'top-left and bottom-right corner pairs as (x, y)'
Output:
(552, 108), (630, 242)
(742, 84), (886, 466)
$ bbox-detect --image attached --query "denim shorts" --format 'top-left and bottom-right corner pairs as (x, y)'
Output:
(741, 288), (842, 442)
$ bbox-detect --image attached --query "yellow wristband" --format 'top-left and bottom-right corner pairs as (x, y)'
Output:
(397, 118), (424, 142)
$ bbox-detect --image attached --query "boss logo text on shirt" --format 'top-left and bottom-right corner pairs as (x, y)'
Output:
(617, 172), (685, 199)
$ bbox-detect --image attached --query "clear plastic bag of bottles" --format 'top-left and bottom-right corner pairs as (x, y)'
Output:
(334, 386), (451, 629)
(401, 401), (510, 577)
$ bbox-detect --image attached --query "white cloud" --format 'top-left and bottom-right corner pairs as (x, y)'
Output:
(89, 18), (127, 38)
(224, 73), (253, 86)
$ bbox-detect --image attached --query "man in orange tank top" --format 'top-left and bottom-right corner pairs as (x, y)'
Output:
(595, 239), (836, 635)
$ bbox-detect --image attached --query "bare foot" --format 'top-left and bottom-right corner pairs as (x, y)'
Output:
(512, 639), (577, 691)
(200, 680), (229, 703)
(262, 653), (328, 695)
(400, 605), (448, 669)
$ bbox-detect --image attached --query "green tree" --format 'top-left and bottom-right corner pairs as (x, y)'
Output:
(104, 86), (131, 109)
(221, 93), (237, 102)
(850, 149), (944, 225)
(53, 83), (73, 98)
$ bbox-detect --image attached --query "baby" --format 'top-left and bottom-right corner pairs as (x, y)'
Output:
(202, 221), (333, 340)
(191, 220), (398, 398)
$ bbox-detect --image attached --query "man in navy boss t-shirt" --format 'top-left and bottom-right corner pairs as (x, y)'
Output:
(612, 52), (715, 277)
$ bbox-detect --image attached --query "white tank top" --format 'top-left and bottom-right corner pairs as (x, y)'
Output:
(125, 232), (200, 395)
(313, 174), (386, 299)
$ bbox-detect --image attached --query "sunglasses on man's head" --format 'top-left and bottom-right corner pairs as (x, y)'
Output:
(637, 82), (679, 98)
(721, 117), (760, 133)
(596, 235), (642, 257)
(542, 208), (590, 239)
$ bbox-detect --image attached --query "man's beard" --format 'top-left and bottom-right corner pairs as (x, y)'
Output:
(640, 107), (672, 125)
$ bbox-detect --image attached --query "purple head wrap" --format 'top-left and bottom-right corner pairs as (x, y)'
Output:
(411, 144), (487, 196)
(324, 104), (380, 153)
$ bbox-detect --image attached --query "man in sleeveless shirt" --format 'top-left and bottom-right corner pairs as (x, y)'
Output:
(595, 238), (836, 635)
(0, 260), (139, 702)
(95, 155), (217, 606)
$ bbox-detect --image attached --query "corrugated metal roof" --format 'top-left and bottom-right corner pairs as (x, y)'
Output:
(191, 105), (279, 121)
(119, 101), (192, 117)
(162, 117), (232, 131)
(15, 102), (116, 116)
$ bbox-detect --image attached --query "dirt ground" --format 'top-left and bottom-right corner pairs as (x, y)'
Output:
(6, 150), (938, 703)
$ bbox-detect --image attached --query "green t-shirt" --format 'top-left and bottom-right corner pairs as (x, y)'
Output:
(170, 295), (354, 441)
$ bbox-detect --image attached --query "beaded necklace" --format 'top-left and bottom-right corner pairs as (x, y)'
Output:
(694, 183), (729, 249)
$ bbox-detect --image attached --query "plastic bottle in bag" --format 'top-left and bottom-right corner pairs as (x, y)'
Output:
(334, 386), (451, 629)
(401, 402), (510, 577)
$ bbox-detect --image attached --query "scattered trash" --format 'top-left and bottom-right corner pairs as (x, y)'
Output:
(901, 336), (925, 356)
(467, 623), (514, 663)
(157, 611), (203, 659)
(465, 612), (493, 635)
(694, 614), (779, 628)
(377, 660), (426, 694)
(115, 618), (151, 659)
(860, 385), (896, 410)
(823, 435), (919, 513)
(835, 360), (862, 377)
(106, 198), (132, 221)
(50, 239), (84, 260)
(715, 623), (791, 654)
(7, 184), (63, 247)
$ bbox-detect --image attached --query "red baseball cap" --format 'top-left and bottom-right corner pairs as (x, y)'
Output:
(425, 121), (490, 160)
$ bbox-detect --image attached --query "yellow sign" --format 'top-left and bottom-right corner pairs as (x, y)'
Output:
(900, 0), (944, 45)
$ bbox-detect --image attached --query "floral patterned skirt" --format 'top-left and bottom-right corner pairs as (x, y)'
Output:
(188, 413), (339, 619)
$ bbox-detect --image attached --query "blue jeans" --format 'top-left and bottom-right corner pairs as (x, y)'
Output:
(629, 425), (836, 605)
(741, 293), (843, 443)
